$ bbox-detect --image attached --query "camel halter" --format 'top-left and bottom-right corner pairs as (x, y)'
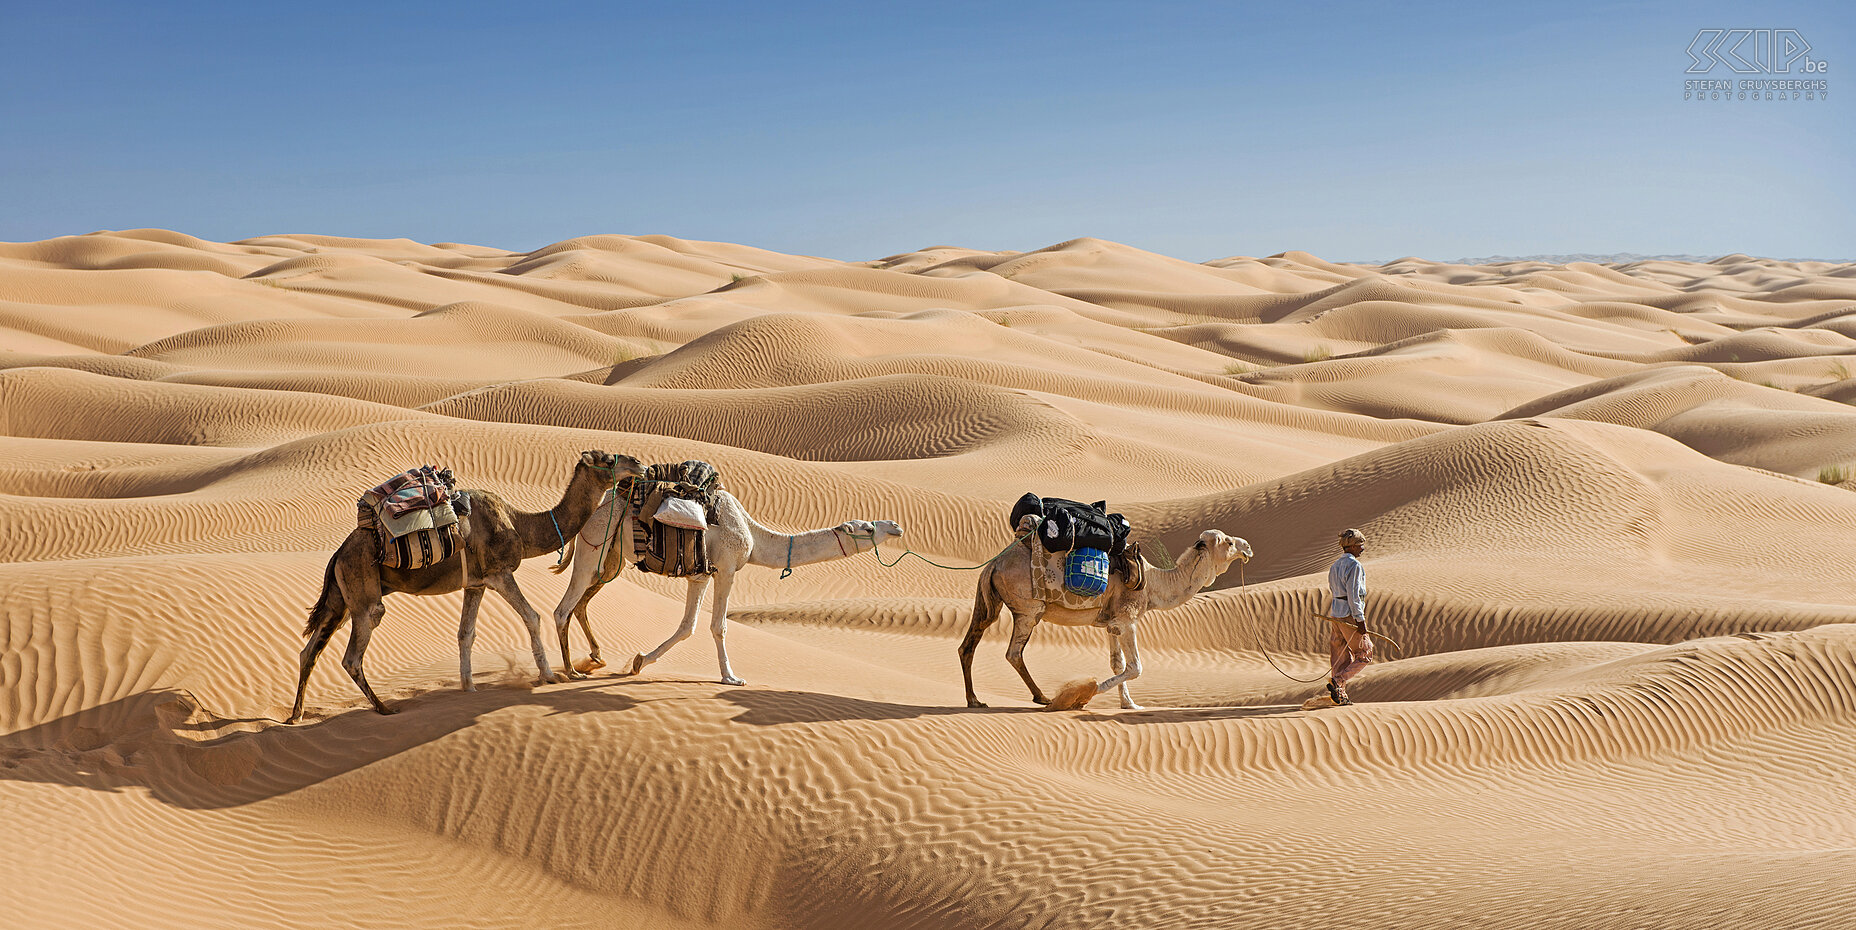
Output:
(781, 528), (854, 580)
(590, 475), (633, 586)
(555, 461), (629, 567)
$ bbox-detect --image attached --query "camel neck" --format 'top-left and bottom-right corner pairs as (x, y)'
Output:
(515, 467), (605, 558)
(746, 521), (866, 569)
(1146, 545), (1218, 609)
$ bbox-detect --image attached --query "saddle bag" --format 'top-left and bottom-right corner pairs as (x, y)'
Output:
(1012, 493), (1131, 556)
(628, 460), (724, 577)
(653, 496), (708, 530)
(357, 465), (461, 571)
(1064, 547), (1112, 597)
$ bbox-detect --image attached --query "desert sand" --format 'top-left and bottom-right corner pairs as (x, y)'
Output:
(3, 230), (1854, 929)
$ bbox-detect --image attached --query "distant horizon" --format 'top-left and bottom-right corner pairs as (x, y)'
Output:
(8, 225), (1850, 269)
(6, 1), (1848, 262)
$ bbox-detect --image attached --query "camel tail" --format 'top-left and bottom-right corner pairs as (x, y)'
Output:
(972, 573), (995, 625)
(302, 549), (347, 637)
(549, 543), (575, 574)
(969, 566), (1003, 635)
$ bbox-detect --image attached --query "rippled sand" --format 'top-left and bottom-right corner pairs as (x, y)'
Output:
(4, 230), (1855, 928)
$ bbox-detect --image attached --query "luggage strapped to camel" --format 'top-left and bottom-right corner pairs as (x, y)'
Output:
(1008, 493), (1141, 599)
(625, 460), (723, 578)
(358, 465), (470, 571)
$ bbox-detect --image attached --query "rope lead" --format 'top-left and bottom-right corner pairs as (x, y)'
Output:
(844, 530), (1033, 571)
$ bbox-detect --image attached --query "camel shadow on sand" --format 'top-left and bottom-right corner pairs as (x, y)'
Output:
(717, 688), (1301, 727)
(0, 676), (655, 812)
(719, 688), (1050, 726)
(2, 677), (1319, 815)
(1069, 703), (1301, 725)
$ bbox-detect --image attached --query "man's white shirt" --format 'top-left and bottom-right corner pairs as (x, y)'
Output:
(1327, 551), (1365, 623)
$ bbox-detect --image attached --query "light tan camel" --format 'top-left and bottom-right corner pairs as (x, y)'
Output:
(960, 521), (1252, 710)
(288, 450), (644, 723)
(549, 488), (903, 685)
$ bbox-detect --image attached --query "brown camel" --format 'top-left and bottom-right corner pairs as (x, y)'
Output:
(288, 450), (644, 723)
(959, 521), (1252, 710)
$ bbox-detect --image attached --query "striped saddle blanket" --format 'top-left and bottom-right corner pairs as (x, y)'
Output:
(630, 461), (721, 577)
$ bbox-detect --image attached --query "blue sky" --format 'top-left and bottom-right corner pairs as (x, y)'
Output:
(2, 1), (1850, 261)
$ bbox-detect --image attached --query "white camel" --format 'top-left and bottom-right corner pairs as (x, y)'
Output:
(960, 522), (1252, 710)
(549, 487), (903, 684)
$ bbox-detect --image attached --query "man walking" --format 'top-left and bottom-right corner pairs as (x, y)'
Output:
(1325, 528), (1373, 705)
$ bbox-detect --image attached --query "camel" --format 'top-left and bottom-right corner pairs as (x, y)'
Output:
(288, 450), (644, 723)
(549, 487), (903, 685)
(960, 522), (1253, 710)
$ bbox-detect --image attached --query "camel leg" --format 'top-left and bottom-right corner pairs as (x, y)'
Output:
(290, 540), (366, 724)
(457, 586), (485, 692)
(1005, 604), (1050, 705)
(341, 600), (394, 715)
(288, 611), (342, 724)
(1095, 621), (1143, 702)
(1108, 630), (1142, 710)
(959, 575), (1004, 708)
(550, 539), (605, 679)
(483, 572), (558, 685)
(570, 544), (617, 666)
(709, 568), (743, 686)
(629, 575), (710, 676)
(575, 600), (602, 666)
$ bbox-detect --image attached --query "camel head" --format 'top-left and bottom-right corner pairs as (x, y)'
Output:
(578, 450), (644, 483)
(1188, 529), (1253, 572)
(838, 519), (904, 545)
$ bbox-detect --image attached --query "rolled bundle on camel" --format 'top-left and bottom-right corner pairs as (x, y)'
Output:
(960, 506), (1252, 711)
(288, 450), (644, 724)
(549, 461), (903, 686)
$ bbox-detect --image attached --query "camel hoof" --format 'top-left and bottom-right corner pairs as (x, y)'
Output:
(1121, 703), (1146, 711)
(564, 669), (588, 681)
(1031, 696), (1051, 706)
(460, 682), (476, 692)
(626, 654), (646, 676)
(966, 700), (988, 709)
(373, 706), (398, 716)
(721, 676), (746, 686)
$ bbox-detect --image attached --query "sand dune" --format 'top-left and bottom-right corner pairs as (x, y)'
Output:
(4, 230), (1856, 929)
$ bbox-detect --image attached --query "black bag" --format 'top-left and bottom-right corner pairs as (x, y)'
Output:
(1010, 493), (1130, 555)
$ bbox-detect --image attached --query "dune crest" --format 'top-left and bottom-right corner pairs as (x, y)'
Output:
(4, 230), (1856, 929)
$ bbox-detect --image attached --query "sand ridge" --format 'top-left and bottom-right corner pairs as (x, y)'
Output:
(4, 230), (1856, 929)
